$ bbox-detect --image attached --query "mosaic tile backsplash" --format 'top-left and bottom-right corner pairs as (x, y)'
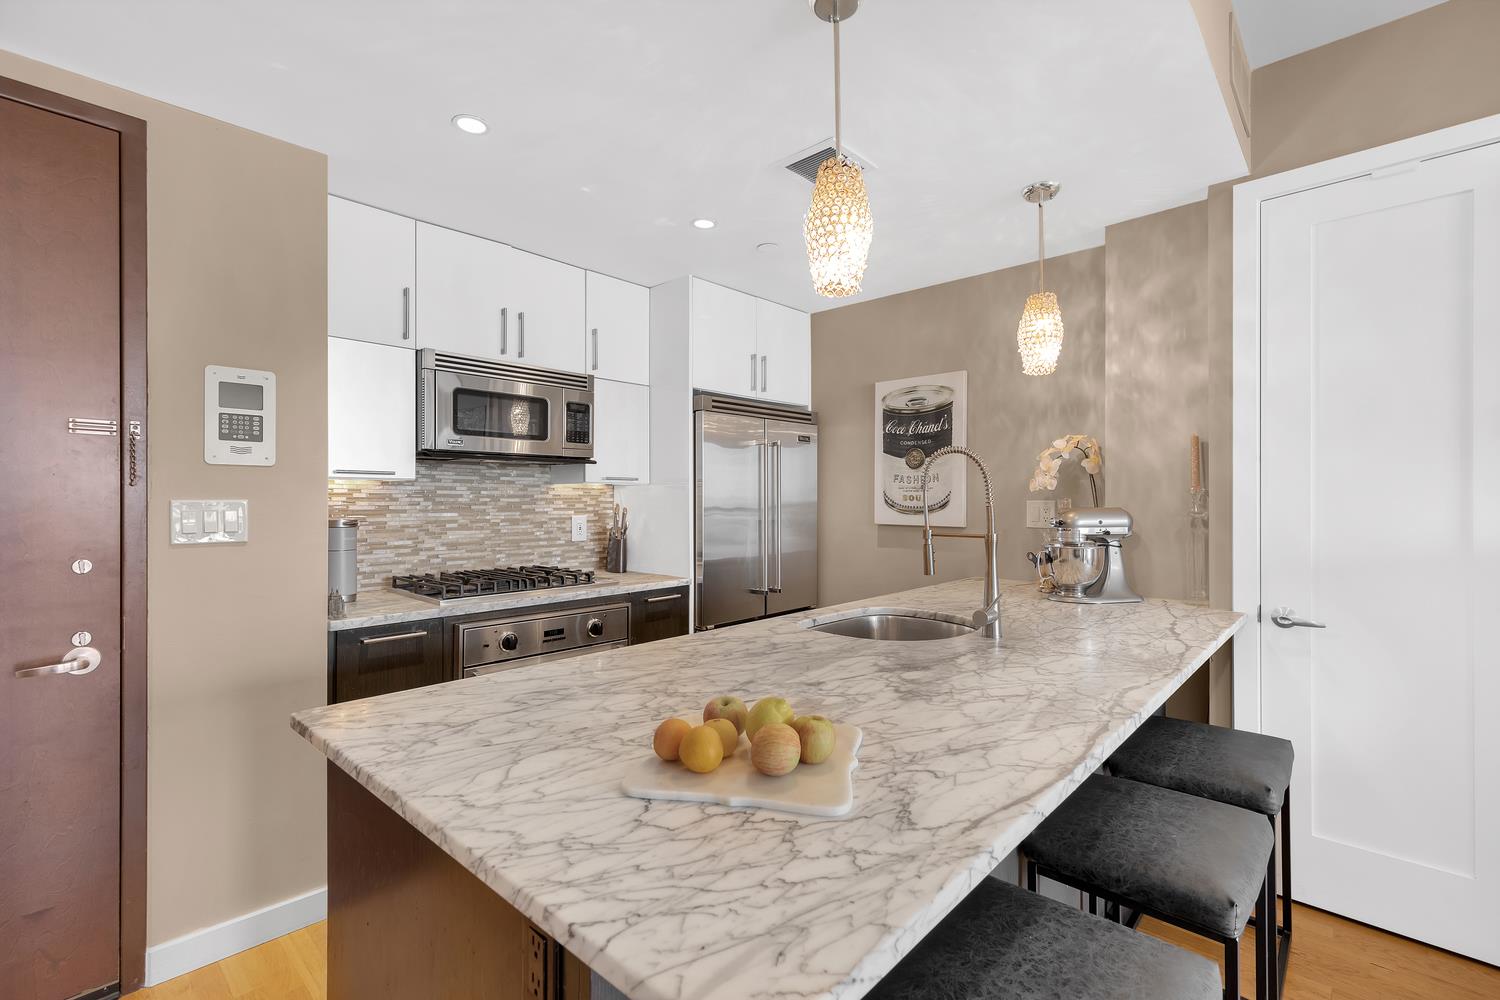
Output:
(328, 460), (615, 592)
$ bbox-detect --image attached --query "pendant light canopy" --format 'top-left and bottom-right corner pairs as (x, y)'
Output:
(1017, 182), (1064, 377)
(805, 0), (873, 298)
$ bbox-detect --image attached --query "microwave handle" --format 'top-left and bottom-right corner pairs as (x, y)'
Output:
(500, 307), (508, 355)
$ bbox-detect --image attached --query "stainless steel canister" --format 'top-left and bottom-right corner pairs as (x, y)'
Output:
(880, 384), (956, 515)
(328, 517), (359, 603)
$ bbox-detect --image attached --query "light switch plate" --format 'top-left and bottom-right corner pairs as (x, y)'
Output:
(1026, 499), (1058, 529)
(570, 515), (588, 542)
(171, 500), (249, 544)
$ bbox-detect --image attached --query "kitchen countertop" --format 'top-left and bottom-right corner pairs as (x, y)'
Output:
(293, 578), (1244, 1000)
(327, 571), (690, 631)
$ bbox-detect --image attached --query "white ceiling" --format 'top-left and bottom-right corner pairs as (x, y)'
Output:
(0, 1), (1246, 313)
(1231, 0), (1445, 68)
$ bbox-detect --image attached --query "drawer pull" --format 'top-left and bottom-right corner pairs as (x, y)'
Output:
(360, 630), (426, 645)
(644, 594), (682, 604)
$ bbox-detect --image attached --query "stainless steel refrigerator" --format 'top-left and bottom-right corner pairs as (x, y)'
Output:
(694, 394), (817, 630)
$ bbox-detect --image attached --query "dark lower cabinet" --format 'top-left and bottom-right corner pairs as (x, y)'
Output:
(331, 618), (446, 705)
(629, 586), (690, 645)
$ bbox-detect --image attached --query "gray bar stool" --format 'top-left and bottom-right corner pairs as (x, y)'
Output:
(866, 876), (1221, 1000)
(1021, 775), (1277, 1000)
(1108, 716), (1294, 991)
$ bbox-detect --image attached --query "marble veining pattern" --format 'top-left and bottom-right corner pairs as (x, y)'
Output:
(292, 579), (1244, 1000)
(328, 572), (690, 631)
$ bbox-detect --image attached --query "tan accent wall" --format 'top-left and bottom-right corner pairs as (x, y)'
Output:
(1251, 0), (1500, 177)
(811, 248), (1105, 607)
(0, 51), (329, 945)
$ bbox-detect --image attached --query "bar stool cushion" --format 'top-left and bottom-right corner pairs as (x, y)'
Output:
(1108, 716), (1294, 815)
(1022, 775), (1274, 938)
(866, 876), (1220, 1000)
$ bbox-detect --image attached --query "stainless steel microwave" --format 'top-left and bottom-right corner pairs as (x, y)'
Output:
(417, 349), (593, 462)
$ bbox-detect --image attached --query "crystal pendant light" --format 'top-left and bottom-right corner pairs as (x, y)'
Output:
(1017, 182), (1064, 376)
(805, 0), (873, 298)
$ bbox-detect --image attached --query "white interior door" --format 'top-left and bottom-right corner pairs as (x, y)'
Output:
(1259, 141), (1499, 963)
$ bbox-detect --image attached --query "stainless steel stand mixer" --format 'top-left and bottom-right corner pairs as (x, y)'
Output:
(1027, 507), (1143, 604)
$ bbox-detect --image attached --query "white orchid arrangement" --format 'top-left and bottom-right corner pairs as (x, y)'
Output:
(1029, 434), (1102, 506)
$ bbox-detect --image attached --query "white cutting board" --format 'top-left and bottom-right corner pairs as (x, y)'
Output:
(621, 718), (863, 817)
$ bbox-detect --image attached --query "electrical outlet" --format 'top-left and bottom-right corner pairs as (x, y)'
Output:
(570, 514), (588, 542)
(1026, 499), (1058, 529)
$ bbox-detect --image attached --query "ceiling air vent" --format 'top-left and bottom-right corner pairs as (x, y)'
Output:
(780, 139), (875, 184)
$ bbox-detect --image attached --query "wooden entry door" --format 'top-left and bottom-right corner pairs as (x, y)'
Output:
(1, 84), (146, 998)
(1258, 140), (1500, 963)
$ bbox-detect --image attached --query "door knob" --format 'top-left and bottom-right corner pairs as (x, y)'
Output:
(15, 646), (102, 678)
(1270, 607), (1326, 629)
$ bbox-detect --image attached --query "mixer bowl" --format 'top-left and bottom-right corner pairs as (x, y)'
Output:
(1046, 541), (1105, 594)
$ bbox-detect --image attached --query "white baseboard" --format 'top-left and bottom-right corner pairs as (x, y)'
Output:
(144, 886), (327, 987)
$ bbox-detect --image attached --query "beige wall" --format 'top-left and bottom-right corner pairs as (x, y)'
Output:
(812, 248), (1106, 606)
(0, 51), (329, 946)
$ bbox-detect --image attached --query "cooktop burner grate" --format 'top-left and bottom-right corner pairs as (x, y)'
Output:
(391, 565), (597, 602)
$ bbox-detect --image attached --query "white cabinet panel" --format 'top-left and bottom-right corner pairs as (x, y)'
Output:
(508, 248), (585, 372)
(587, 379), (650, 485)
(585, 271), (649, 385)
(755, 299), (811, 407)
(328, 337), (415, 480)
(690, 278), (758, 397)
(328, 197), (415, 347)
(415, 223), (510, 358)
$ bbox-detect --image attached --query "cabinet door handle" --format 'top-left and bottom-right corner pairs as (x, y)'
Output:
(518, 312), (525, 358)
(749, 353), (758, 392)
(401, 287), (411, 340)
(603, 476), (639, 482)
(500, 307), (508, 354)
(332, 469), (395, 477)
(360, 630), (426, 646)
(644, 593), (682, 604)
(591, 328), (599, 371)
(760, 355), (768, 393)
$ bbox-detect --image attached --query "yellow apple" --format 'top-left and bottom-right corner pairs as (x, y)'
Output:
(751, 723), (801, 776)
(703, 695), (748, 734)
(680, 724), (725, 773)
(704, 717), (739, 756)
(791, 715), (836, 764)
(653, 718), (692, 762)
(745, 696), (794, 739)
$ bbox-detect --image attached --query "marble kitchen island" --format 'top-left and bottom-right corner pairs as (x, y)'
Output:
(292, 578), (1244, 1000)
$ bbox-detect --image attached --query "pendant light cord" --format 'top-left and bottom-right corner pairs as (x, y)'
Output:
(1037, 201), (1045, 292)
(833, 11), (843, 156)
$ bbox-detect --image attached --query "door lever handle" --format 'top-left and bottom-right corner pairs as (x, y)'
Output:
(15, 646), (102, 678)
(1270, 608), (1326, 629)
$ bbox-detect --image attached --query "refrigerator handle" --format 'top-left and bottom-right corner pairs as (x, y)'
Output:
(770, 439), (783, 593)
(749, 439), (769, 595)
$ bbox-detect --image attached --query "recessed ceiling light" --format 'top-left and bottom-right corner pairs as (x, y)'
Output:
(451, 114), (488, 135)
(692, 218), (716, 229)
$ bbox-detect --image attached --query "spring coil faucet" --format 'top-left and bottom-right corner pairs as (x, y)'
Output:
(920, 445), (1002, 638)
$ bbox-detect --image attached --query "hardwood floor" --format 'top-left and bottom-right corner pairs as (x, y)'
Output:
(133, 904), (1497, 999)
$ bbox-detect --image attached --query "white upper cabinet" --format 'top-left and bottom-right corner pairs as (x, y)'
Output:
(690, 278), (759, 398)
(328, 197), (415, 347)
(506, 248), (586, 372)
(688, 277), (811, 407)
(585, 272), (650, 385)
(415, 223), (509, 358)
(754, 299), (812, 408)
(327, 337), (415, 480)
(587, 378), (650, 484)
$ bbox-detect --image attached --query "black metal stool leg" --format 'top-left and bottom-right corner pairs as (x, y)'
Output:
(1223, 936), (1239, 1000)
(1279, 787), (1292, 992)
(1252, 866), (1269, 1000)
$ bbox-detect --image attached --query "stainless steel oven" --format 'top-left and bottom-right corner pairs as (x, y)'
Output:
(418, 349), (593, 461)
(456, 602), (630, 678)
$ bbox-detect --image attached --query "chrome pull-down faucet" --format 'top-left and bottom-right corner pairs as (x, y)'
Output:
(920, 445), (1002, 638)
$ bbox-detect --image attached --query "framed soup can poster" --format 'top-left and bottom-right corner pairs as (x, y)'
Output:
(874, 371), (967, 527)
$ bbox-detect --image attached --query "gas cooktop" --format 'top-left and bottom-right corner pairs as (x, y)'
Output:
(390, 565), (597, 605)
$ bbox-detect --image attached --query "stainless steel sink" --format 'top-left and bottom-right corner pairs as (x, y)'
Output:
(810, 613), (975, 641)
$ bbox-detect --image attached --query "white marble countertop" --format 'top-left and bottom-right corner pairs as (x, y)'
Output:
(327, 571), (690, 631)
(293, 578), (1244, 1000)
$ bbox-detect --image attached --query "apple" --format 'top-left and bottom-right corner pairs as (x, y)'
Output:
(679, 725), (725, 773)
(745, 696), (794, 739)
(751, 724), (801, 776)
(791, 715), (836, 764)
(653, 718), (692, 762)
(704, 717), (739, 756)
(703, 695), (748, 734)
